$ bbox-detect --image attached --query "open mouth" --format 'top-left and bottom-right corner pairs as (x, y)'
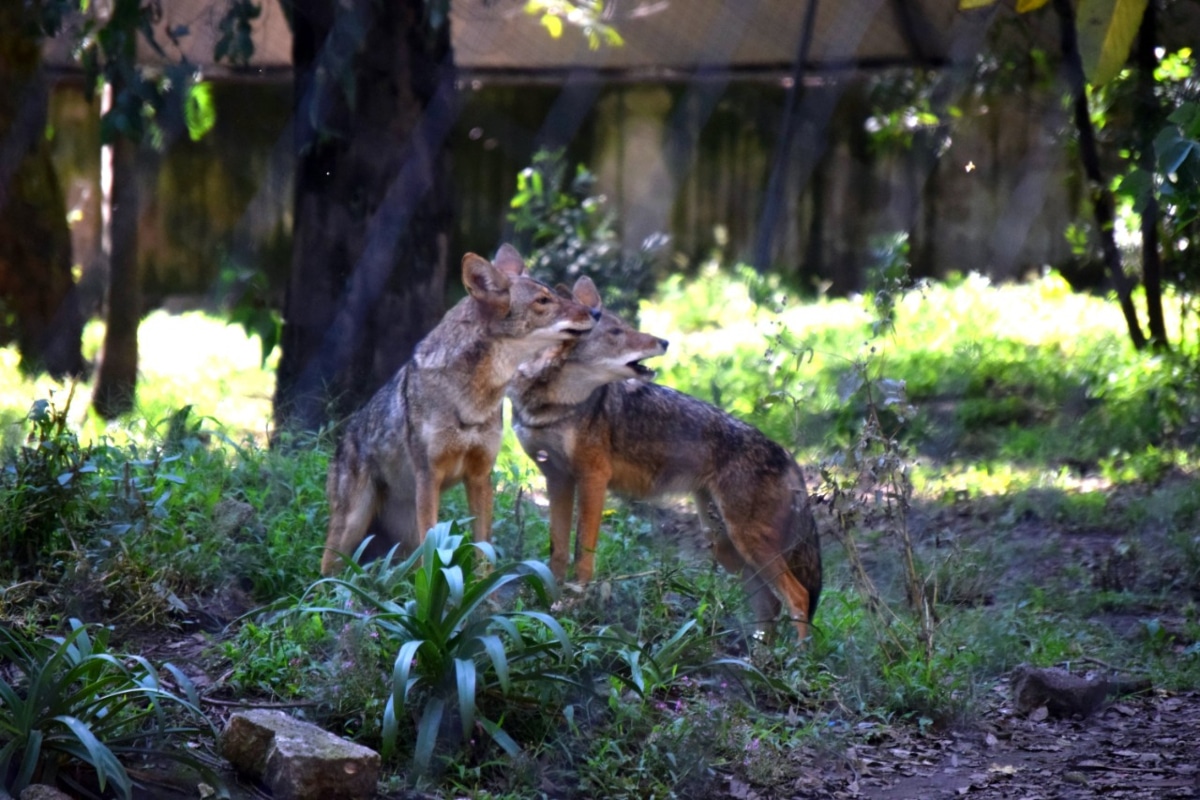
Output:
(626, 359), (655, 378)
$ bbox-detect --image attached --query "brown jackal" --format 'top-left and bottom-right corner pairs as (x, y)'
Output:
(320, 246), (598, 576)
(509, 284), (821, 639)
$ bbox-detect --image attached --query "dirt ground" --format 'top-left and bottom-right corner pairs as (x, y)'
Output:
(717, 480), (1200, 800)
(760, 685), (1200, 800)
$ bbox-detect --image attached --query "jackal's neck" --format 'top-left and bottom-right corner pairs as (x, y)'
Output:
(509, 362), (610, 430)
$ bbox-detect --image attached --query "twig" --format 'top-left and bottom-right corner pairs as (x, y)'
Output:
(1071, 761), (1169, 774)
(201, 695), (324, 710)
(1066, 656), (1151, 675)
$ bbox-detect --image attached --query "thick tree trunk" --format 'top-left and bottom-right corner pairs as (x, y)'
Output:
(0, 3), (84, 378)
(273, 0), (456, 433)
(93, 83), (142, 419)
(1052, 0), (1147, 350)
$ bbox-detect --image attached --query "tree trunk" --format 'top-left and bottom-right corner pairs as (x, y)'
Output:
(0, 3), (84, 378)
(93, 83), (142, 419)
(273, 0), (456, 433)
(1136, 0), (1167, 350)
(1052, 0), (1147, 351)
(752, 0), (818, 272)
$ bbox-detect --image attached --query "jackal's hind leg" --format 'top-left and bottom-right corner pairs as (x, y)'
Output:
(322, 462), (380, 576)
(543, 469), (578, 583)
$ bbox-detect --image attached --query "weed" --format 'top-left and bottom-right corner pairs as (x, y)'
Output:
(297, 521), (569, 777)
(220, 614), (329, 699)
(508, 148), (668, 320)
(1, 390), (94, 574)
(0, 619), (218, 799)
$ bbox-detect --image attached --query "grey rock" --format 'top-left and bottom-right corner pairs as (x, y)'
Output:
(19, 786), (74, 800)
(221, 709), (380, 800)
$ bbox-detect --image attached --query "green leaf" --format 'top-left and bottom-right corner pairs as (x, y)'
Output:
(391, 638), (425, 715)
(14, 729), (43, 792)
(478, 716), (521, 757)
(478, 634), (511, 693)
(381, 696), (400, 761)
(52, 716), (132, 798)
(514, 611), (573, 658)
(540, 13), (564, 38)
(625, 649), (645, 694)
(454, 658), (477, 740)
(1076, 0), (1149, 85)
(1115, 167), (1154, 213)
(441, 565), (465, 607)
(1167, 101), (1200, 136)
(413, 696), (446, 775)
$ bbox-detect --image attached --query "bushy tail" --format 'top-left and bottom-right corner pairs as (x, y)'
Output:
(787, 486), (823, 621)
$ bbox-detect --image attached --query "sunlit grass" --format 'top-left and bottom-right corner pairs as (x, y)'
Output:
(644, 268), (1195, 501)
(2, 270), (1194, 508)
(2, 311), (275, 449)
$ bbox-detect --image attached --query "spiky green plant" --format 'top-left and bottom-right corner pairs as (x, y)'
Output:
(300, 521), (572, 775)
(0, 619), (219, 799)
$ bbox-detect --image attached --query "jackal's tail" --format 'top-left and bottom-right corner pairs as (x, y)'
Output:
(787, 487), (823, 622)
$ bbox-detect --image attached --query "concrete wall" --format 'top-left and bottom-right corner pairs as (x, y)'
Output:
(47, 72), (1085, 308)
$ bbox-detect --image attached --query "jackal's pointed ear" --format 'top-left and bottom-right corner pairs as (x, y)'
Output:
(463, 253), (512, 313)
(553, 283), (574, 300)
(572, 275), (603, 312)
(492, 244), (527, 278)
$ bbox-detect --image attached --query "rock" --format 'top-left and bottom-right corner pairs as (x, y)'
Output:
(1010, 664), (1109, 718)
(19, 786), (74, 800)
(213, 498), (259, 542)
(221, 709), (380, 800)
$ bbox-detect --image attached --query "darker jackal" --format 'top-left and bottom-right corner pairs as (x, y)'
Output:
(321, 246), (598, 576)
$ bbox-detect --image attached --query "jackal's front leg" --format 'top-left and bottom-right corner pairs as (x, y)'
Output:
(463, 467), (495, 545)
(574, 472), (611, 585)
(414, 468), (442, 545)
(542, 469), (577, 583)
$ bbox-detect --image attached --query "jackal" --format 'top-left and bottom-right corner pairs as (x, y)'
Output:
(509, 284), (821, 639)
(320, 246), (598, 576)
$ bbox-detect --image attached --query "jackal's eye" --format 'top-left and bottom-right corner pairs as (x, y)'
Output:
(535, 294), (553, 306)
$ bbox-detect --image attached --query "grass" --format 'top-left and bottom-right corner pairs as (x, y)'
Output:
(1, 310), (276, 453)
(3, 268), (1200, 796)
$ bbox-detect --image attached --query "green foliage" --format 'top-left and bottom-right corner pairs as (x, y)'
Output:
(588, 619), (774, 701)
(509, 149), (668, 319)
(0, 619), (218, 799)
(0, 390), (328, 622)
(960, 0), (1146, 85)
(1, 392), (94, 574)
(220, 615), (328, 699)
(184, 82), (217, 142)
(524, 1), (624, 49)
(37, 0), (216, 149)
(299, 522), (568, 776)
(865, 71), (944, 154)
(222, 264), (283, 368)
(864, 232), (920, 337)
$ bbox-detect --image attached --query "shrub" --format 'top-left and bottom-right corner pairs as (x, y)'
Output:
(0, 392), (95, 575)
(0, 619), (217, 799)
(298, 522), (571, 777)
(508, 148), (668, 319)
